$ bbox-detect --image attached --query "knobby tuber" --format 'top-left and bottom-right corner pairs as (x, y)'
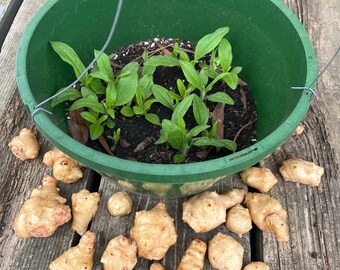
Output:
(9, 128), (39, 160)
(208, 233), (244, 270)
(177, 239), (207, 270)
(150, 263), (166, 270)
(49, 231), (95, 270)
(107, 192), (132, 217)
(226, 204), (252, 237)
(130, 202), (177, 260)
(13, 176), (71, 238)
(71, 189), (100, 235)
(219, 189), (247, 209)
(240, 167), (278, 193)
(182, 191), (226, 233)
(279, 158), (324, 186)
(245, 192), (289, 241)
(43, 148), (83, 183)
(244, 262), (270, 270)
(101, 235), (137, 270)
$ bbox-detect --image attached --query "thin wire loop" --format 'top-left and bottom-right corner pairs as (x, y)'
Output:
(31, 0), (124, 118)
(292, 46), (340, 103)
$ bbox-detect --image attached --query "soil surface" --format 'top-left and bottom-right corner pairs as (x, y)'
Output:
(84, 38), (258, 164)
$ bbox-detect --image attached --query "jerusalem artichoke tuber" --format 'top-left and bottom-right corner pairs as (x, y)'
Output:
(150, 263), (166, 270)
(12, 176), (71, 238)
(182, 191), (226, 233)
(177, 239), (207, 270)
(107, 192), (132, 217)
(130, 202), (177, 260)
(49, 231), (95, 270)
(244, 261), (270, 270)
(226, 204), (252, 237)
(219, 189), (247, 209)
(208, 233), (244, 270)
(279, 158), (324, 186)
(240, 167), (278, 193)
(9, 128), (39, 160)
(245, 192), (289, 241)
(43, 148), (83, 183)
(71, 189), (100, 235)
(101, 235), (137, 270)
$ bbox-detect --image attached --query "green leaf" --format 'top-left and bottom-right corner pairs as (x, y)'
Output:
(144, 55), (180, 67)
(177, 116), (186, 131)
(172, 42), (179, 57)
(144, 99), (156, 110)
(50, 41), (88, 84)
(90, 70), (110, 82)
(205, 69), (219, 79)
(168, 91), (183, 101)
(106, 108), (115, 119)
(89, 124), (104, 140)
(105, 82), (117, 108)
(133, 106), (145, 115)
(199, 70), (209, 86)
(70, 97), (105, 113)
(207, 92), (235, 105)
(188, 125), (210, 137)
(232, 66), (242, 74)
(206, 72), (229, 92)
(193, 94), (209, 125)
(135, 87), (144, 107)
(116, 62), (139, 106)
(223, 71), (240, 90)
(152, 84), (174, 110)
(139, 75), (153, 99)
(194, 27), (230, 62)
(155, 130), (168, 145)
(81, 86), (97, 99)
(177, 79), (187, 98)
(94, 50), (114, 82)
(145, 113), (161, 126)
(90, 78), (106, 94)
(142, 49), (149, 62)
(98, 115), (108, 124)
(51, 87), (81, 107)
(218, 39), (233, 71)
(168, 129), (186, 150)
(120, 106), (135, 117)
(179, 61), (203, 91)
(174, 153), (186, 163)
(106, 119), (116, 128)
(171, 94), (194, 123)
(209, 122), (218, 138)
(177, 50), (190, 62)
(142, 65), (156, 76)
(192, 137), (237, 151)
(80, 111), (97, 124)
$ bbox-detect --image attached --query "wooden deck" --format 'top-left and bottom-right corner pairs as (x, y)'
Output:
(0, 0), (339, 269)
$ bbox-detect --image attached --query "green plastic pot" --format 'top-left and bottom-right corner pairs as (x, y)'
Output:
(16, 0), (316, 197)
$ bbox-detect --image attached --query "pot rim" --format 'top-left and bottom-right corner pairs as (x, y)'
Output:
(16, 0), (317, 184)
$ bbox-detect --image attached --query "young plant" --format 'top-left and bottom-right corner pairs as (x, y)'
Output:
(107, 128), (121, 152)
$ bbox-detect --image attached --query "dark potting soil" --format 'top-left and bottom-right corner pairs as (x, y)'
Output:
(84, 38), (258, 164)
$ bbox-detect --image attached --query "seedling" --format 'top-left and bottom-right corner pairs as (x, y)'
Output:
(107, 128), (121, 152)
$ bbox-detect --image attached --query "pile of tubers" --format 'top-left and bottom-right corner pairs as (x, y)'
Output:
(9, 127), (325, 269)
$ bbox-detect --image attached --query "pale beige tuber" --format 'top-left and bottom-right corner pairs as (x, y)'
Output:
(244, 261), (270, 270)
(183, 191), (227, 233)
(49, 231), (95, 270)
(43, 148), (83, 183)
(208, 233), (244, 270)
(71, 189), (100, 235)
(279, 158), (324, 186)
(101, 235), (137, 270)
(219, 189), (247, 209)
(240, 167), (278, 193)
(107, 192), (132, 216)
(177, 239), (207, 270)
(150, 263), (166, 270)
(9, 128), (39, 160)
(292, 124), (304, 136)
(13, 176), (71, 238)
(226, 204), (252, 237)
(245, 192), (289, 241)
(130, 202), (177, 260)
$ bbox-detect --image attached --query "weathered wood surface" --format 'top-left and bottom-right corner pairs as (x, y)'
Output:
(0, 0), (339, 270)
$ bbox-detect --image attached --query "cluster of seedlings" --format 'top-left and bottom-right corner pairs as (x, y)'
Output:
(8, 126), (325, 269)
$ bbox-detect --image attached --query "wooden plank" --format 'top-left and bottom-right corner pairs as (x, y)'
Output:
(0, 0), (12, 22)
(261, 106), (340, 269)
(0, 90), (94, 269)
(0, 0), (46, 114)
(90, 176), (252, 269)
